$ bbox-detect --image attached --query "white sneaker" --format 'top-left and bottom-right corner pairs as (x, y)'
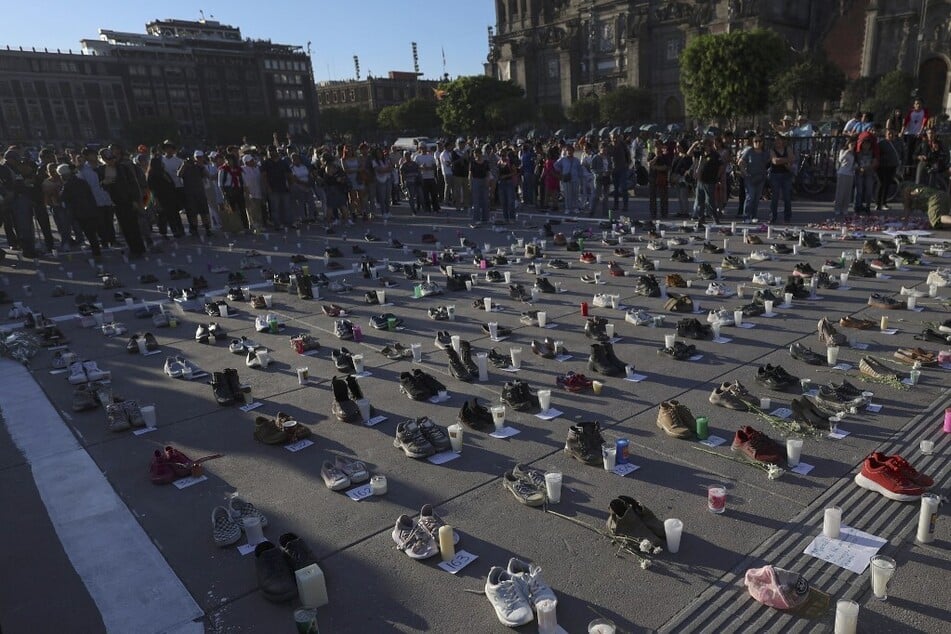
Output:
(507, 558), (557, 606)
(592, 293), (611, 308)
(705, 282), (731, 296)
(67, 360), (88, 384)
(707, 309), (734, 326)
(625, 309), (653, 326)
(899, 286), (926, 297)
(926, 268), (951, 288)
(485, 566), (534, 627)
(749, 250), (771, 262)
(82, 360), (109, 382)
(751, 272), (773, 286)
(392, 514), (438, 559)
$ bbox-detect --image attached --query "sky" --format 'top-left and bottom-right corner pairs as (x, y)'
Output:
(1, 1), (497, 82)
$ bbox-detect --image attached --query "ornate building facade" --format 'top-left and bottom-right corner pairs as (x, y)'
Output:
(488, 0), (951, 123)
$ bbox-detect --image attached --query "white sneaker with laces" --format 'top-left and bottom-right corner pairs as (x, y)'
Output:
(926, 268), (950, 288)
(507, 558), (557, 606)
(392, 514), (438, 559)
(705, 282), (731, 296)
(707, 309), (734, 326)
(485, 566), (534, 626)
(749, 250), (771, 262)
(751, 272), (773, 286)
(592, 293), (611, 308)
(625, 309), (653, 326)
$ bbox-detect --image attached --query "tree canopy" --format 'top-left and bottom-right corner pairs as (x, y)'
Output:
(771, 51), (845, 116)
(567, 95), (601, 128)
(435, 75), (527, 134)
(680, 29), (789, 121)
(377, 98), (440, 134)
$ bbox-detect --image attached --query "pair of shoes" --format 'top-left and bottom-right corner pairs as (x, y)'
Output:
(666, 273), (688, 287)
(254, 314), (286, 333)
(634, 274), (661, 297)
(446, 343), (478, 381)
(709, 380), (751, 410)
(564, 421), (606, 465)
(393, 417), (451, 458)
(253, 412), (312, 445)
(588, 341), (628, 376)
(105, 398), (147, 432)
(485, 558), (557, 627)
(391, 505), (454, 560)
(331, 375), (364, 423)
(245, 347), (273, 369)
(164, 355), (203, 379)
(584, 316), (610, 341)
(321, 455), (370, 490)
(334, 319), (354, 340)
(732, 426), (784, 464)
(867, 293), (904, 309)
(67, 360), (110, 384)
(127, 332), (160, 353)
(502, 464), (548, 506)
(817, 317), (847, 346)
(556, 371), (593, 392)
(677, 318), (712, 340)
(606, 496), (666, 550)
(254, 534), (319, 603)
(658, 340), (696, 360)
(625, 308), (654, 326)
(664, 293), (694, 313)
(894, 347), (937, 366)
(839, 315), (876, 330)
(789, 342), (825, 365)
(531, 337), (559, 359)
(501, 379), (540, 412)
(428, 306), (450, 320)
(657, 400), (696, 438)
(458, 399), (495, 431)
(210, 368), (245, 406)
(369, 313), (403, 330)
(859, 356), (901, 382)
(755, 364), (798, 390)
(785, 277), (810, 299)
(399, 369), (446, 400)
(379, 342), (411, 360)
(854, 452), (931, 501)
(195, 323), (228, 344)
(790, 396), (832, 426)
(290, 333), (321, 354)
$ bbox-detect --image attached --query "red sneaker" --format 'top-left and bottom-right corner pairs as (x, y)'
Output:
(872, 452), (934, 488)
(854, 453), (924, 501)
(556, 372), (593, 393)
(731, 426), (783, 464)
(580, 252), (596, 264)
(608, 261), (626, 277)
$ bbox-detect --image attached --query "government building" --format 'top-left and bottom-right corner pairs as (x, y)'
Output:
(0, 18), (318, 146)
(487, 0), (951, 122)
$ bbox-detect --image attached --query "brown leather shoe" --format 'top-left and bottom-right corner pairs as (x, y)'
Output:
(839, 316), (876, 330)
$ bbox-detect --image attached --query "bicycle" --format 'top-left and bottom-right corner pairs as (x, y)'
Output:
(793, 151), (831, 195)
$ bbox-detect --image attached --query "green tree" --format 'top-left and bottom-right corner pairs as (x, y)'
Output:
(867, 70), (915, 120)
(680, 29), (789, 121)
(435, 75), (525, 134)
(536, 103), (565, 131)
(377, 105), (400, 131)
(771, 51), (845, 115)
(319, 107), (377, 141)
(567, 95), (601, 128)
(123, 116), (180, 147)
(599, 87), (652, 123)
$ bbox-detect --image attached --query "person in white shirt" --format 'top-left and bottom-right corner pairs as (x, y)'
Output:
(202, 151), (223, 230)
(833, 144), (855, 218)
(438, 144), (455, 207)
(289, 153), (315, 220)
(414, 144), (440, 213)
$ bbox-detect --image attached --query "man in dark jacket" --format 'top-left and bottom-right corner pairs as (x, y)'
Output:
(99, 148), (146, 257)
(58, 164), (102, 257)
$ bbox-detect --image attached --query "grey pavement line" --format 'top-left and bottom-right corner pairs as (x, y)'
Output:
(0, 360), (204, 634)
(658, 388), (951, 633)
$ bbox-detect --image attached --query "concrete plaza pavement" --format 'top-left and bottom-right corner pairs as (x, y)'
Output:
(0, 192), (948, 633)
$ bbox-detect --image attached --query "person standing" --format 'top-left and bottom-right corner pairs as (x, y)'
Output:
(496, 149), (517, 223)
(469, 148), (489, 225)
(554, 146), (582, 214)
(588, 142), (612, 218)
(901, 98), (929, 169)
(79, 146), (116, 247)
(241, 154), (264, 232)
(853, 131), (879, 216)
(260, 146), (292, 229)
(518, 142), (536, 207)
(438, 141), (454, 207)
(148, 142), (184, 239)
(178, 152), (213, 238)
(690, 137), (723, 224)
(371, 147), (393, 219)
(414, 144), (439, 214)
(833, 142), (855, 218)
(58, 164), (102, 258)
(399, 151), (421, 215)
(450, 139), (470, 214)
(648, 142), (671, 219)
(218, 155), (248, 231)
(608, 133), (632, 212)
(737, 136), (769, 222)
(767, 136), (795, 224)
(876, 128), (903, 211)
(669, 142), (693, 218)
(42, 163), (76, 250)
(160, 141), (186, 237)
(99, 148), (146, 256)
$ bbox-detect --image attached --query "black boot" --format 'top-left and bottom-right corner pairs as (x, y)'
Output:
(211, 371), (236, 406)
(297, 275), (313, 300)
(565, 422), (602, 465)
(224, 368), (244, 404)
(601, 342), (628, 375)
(458, 340), (480, 376)
(446, 347), (475, 382)
(588, 343), (624, 377)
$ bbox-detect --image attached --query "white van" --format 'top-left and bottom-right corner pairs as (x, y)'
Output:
(392, 137), (438, 153)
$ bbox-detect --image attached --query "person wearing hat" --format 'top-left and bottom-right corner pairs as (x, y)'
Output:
(58, 163), (103, 258)
(177, 151), (213, 238)
(99, 147), (146, 257)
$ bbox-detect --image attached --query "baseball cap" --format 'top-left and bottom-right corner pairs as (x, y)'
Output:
(194, 150), (205, 158)
(744, 565), (827, 614)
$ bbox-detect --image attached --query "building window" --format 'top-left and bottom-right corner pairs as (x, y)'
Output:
(666, 39), (681, 61)
(21, 81), (36, 97)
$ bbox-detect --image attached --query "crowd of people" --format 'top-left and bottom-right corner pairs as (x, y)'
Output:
(1, 98), (949, 262)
